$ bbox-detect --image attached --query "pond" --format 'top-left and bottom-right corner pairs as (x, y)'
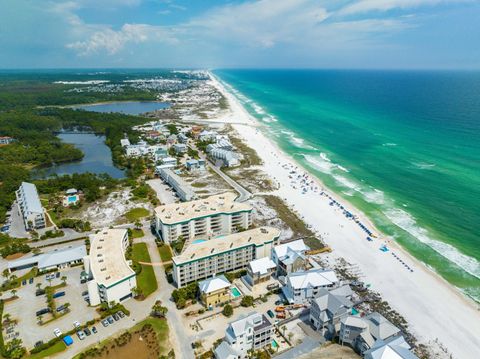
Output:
(74, 101), (169, 115)
(33, 133), (125, 179)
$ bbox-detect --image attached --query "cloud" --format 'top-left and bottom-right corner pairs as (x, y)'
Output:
(66, 24), (177, 55)
(338, 0), (468, 16)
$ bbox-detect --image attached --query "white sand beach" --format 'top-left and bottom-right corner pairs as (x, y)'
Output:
(208, 74), (480, 359)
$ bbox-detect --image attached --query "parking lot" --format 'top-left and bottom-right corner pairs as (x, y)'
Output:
(4, 267), (97, 348)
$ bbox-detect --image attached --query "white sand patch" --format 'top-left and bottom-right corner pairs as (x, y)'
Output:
(81, 189), (152, 228)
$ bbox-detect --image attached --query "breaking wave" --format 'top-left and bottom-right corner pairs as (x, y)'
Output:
(384, 208), (480, 280)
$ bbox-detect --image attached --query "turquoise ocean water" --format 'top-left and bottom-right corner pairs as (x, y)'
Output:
(213, 69), (480, 302)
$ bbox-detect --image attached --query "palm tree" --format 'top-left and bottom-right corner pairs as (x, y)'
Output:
(3, 313), (11, 324)
(36, 283), (42, 290)
(63, 303), (71, 313)
(2, 269), (9, 279)
(10, 289), (17, 298)
(61, 276), (67, 285)
(134, 220), (142, 230)
(37, 314), (43, 325)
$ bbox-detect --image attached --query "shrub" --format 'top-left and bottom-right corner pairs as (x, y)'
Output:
(222, 304), (233, 317)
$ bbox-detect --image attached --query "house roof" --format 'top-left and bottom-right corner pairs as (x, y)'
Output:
(312, 289), (353, 315)
(8, 245), (86, 270)
(199, 275), (231, 294)
(227, 312), (270, 339)
(273, 240), (308, 259)
(330, 284), (353, 298)
(214, 341), (240, 359)
(342, 315), (368, 329)
(365, 336), (417, 359)
(287, 269), (338, 290)
(66, 188), (77, 195)
(89, 228), (135, 288)
(365, 312), (401, 340)
(248, 257), (276, 275)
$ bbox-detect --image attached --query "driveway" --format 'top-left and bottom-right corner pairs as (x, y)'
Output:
(147, 179), (177, 205)
(6, 203), (29, 239)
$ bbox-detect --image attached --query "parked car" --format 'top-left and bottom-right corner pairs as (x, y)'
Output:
(56, 272), (60, 278)
(73, 321), (81, 328)
(35, 289), (46, 296)
(107, 316), (114, 324)
(34, 341), (44, 348)
(21, 280), (26, 286)
(28, 278), (34, 284)
(92, 326), (98, 334)
(53, 328), (62, 338)
(275, 300), (283, 306)
(101, 319), (109, 327)
(76, 331), (86, 340)
(117, 311), (125, 318)
(81, 291), (88, 296)
(84, 328), (91, 336)
(112, 313), (119, 321)
(53, 291), (65, 299)
(36, 308), (51, 316)
(56, 305), (65, 312)
(267, 310), (275, 318)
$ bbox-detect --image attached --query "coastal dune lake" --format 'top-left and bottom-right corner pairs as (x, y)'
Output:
(34, 133), (125, 179)
(215, 69), (480, 302)
(74, 101), (169, 115)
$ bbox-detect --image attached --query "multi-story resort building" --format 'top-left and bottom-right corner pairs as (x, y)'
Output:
(157, 167), (195, 202)
(15, 182), (46, 230)
(84, 229), (137, 306)
(214, 312), (273, 359)
(154, 192), (253, 243)
(172, 227), (280, 287)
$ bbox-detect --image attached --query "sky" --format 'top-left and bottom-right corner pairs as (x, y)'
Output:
(0, 0), (479, 69)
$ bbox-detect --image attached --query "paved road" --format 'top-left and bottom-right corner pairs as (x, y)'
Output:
(29, 229), (89, 248)
(206, 160), (251, 202)
(140, 230), (195, 359)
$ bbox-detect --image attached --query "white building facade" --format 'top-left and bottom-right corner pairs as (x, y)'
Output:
(154, 192), (252, 243)
(15, 182), (46, 230)
(84, 229), (136, 306)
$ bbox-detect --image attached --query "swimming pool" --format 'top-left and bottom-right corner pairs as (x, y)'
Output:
(271, 339), (279, 348)
(67, 195), (78, 203)
(192, 239), (207, 244)
(231, 287), (242, 298)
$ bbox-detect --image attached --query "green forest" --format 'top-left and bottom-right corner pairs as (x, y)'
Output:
(0, 74), (161, 224)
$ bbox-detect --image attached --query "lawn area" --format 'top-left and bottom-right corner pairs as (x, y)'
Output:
(29, 341), (67, 359)
(132, 243), (157, 298)
(130, 228), (144, 238)
(125, 207), (150, 222)
(158, 244), (172, 262)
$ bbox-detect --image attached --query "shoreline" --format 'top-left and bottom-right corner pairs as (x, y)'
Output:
(208, 72), (480, 358)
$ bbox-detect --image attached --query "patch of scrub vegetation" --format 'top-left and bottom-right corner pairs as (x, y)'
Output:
(263, 195), (324, 250)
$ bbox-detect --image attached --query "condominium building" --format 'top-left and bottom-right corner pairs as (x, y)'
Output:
(157, 167), (195, 202)
(214, 312), (273, 359)
(172, 227), (280, 287)
(15, 182), (46, 230)
(84, 229), (136, 306)
(154, 192), (252, 243)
